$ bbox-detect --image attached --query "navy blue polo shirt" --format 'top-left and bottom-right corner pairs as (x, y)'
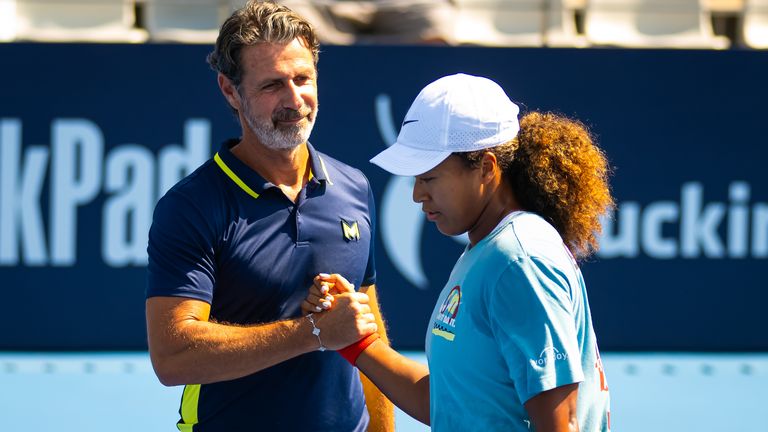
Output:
(147, 139), (376, 431)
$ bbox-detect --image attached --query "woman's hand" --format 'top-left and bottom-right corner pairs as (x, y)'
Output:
(301, 273), (355, 315)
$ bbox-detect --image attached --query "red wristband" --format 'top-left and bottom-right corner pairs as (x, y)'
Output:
(338, 332), (380, 365)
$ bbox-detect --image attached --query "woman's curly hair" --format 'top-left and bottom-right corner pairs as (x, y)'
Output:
(457, 111), (614, 259)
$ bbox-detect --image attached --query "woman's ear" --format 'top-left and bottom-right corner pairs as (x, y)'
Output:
(480, 151), (500, 184)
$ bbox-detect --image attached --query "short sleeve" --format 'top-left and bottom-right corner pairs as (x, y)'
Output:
(361, 177), (377, 287)
(146, 189), (218, 303)
(487, 257), (585, 404)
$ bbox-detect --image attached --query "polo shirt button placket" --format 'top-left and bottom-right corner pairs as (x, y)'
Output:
(295, 209), (301, 245)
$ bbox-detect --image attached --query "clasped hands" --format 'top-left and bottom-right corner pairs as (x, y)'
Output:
(301, 273), (378, 350)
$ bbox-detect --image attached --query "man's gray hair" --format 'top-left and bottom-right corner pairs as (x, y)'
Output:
(207, 1), (320, 87)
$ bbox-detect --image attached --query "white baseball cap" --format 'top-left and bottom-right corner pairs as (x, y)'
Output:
(370, 73), (520, 176)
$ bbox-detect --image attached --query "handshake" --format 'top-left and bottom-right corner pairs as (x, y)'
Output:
(300, 273), (380, 364)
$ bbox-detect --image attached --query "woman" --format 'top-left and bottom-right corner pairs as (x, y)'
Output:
(304, 74), (613, 431)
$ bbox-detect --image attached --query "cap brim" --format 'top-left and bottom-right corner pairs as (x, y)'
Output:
(370, 143), (452, 176)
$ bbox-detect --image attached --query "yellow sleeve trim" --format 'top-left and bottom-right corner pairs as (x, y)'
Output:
(214, 152), (260, 199)
(177, 384), (201, 431)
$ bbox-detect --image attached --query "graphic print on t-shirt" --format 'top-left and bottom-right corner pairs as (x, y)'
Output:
(432, 285), (461, 341)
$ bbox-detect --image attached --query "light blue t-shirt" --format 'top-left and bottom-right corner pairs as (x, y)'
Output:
(426, 211), (610, 431)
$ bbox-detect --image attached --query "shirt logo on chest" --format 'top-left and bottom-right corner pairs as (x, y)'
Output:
(340, 219), (360, 242)
(432, 285), (461, 342)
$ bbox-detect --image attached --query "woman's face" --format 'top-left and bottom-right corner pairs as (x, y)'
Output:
(412, 155), (487, 238)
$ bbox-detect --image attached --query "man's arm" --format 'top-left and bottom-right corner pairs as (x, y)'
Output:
(524, 383), (580, 432)
(146, 293), (376, 386)
(358, 284), (395, 432)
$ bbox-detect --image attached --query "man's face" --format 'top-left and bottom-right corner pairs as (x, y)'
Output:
(236, 39), (318, 150)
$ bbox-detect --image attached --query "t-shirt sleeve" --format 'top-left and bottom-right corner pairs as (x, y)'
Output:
(361, 177), (377, 287)
(145, 189), (217, 303)
(487, 257), (585, 404)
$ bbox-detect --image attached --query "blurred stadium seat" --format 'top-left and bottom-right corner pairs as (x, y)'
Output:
(584, 0), (730, 48)
(12, 0), (147, 42)
(0, 1), (16, 42)
(144, 0), (223, 43)
(744, 0), (768, 48)
(454, 0), (546, 46)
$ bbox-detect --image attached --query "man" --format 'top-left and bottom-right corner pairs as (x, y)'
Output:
(145, 2), (394, 430)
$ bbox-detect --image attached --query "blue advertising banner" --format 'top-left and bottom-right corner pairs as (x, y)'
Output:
(1, 43), (766, 350)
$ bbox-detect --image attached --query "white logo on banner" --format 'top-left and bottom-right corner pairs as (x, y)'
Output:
(0, 118), (210, 267)
(372, 94), (767, 289)
(598, 182), (768, 259)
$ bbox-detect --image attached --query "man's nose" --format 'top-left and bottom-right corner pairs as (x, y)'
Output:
(282, 81), (304, 110)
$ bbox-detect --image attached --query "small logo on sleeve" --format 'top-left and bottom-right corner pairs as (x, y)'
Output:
(535, 346), (568, 366)
(340, 219), (360, 241)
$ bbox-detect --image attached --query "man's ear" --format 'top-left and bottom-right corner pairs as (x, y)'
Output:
(218, 73), (241, 112)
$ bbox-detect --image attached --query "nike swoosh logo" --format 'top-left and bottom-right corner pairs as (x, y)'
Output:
(402, 119), (419, 126)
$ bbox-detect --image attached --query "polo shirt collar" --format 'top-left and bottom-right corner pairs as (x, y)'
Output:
(214, 139), (332, 199)
(306, 141), (333, 185)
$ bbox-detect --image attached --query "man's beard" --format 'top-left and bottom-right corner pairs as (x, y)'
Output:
(242, 98), (317, 151)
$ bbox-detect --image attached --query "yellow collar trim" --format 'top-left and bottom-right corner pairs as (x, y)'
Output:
(213, 153), (260, 199)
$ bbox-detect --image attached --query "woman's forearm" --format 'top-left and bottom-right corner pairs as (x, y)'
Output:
(356, 340), (431, 425)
